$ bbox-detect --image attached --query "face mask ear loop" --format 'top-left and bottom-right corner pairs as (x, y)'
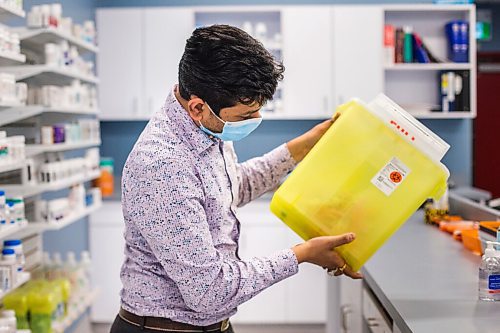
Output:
(205, 102), (226, 125)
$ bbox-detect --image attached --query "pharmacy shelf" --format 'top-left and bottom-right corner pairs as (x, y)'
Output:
(0, 105), (100, 127)
(0, 272), (30, 300)
(0, 65), (99, 85)
(27, 201), (102, 232)
(384, 63), (472, 71)
(0, 219), (28, 241)
(2, 169), (101, 198)
(53, 289), (99, 333)
(0, 51), (26, 66)
(409, 111), (475, 119)
(0, 3), (25, 20)
(0, 101), (25, 110)
(382, 4), (474, 12)
(26, 140), (101, 156)
(0, 159), (26, 174)
(15, 27), (99, 54)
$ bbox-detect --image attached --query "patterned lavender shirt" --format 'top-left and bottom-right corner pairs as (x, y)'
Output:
(120, 86), (299, 325)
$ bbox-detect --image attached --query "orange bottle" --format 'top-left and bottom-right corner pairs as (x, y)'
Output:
(96, 158), (114, 197)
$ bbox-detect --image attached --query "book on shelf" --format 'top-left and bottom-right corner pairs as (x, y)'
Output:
(387, 24), (440, 64)
(439, 70), (470, 112)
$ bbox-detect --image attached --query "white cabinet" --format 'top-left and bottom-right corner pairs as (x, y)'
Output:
(90, 202), (125, 323)
(143, 8), (194, 117)
(331, 6), (384, 106)
(282, 6), (334, 118)
(234, 200), (327, 324)
(97, 9), (144, 120)
(234, 223), (288, 323)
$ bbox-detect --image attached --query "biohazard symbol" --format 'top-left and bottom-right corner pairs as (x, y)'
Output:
(390, 171), (402, 183)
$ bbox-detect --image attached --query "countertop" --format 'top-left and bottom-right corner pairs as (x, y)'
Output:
(363, 211), (500, 333)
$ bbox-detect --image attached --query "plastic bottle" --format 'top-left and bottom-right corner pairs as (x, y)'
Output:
(1, 249), (17, 290)
(80, 251), (92, 292)
(64, 252), (79, 294)
(0, 191), (6, 227)
(479, 241), (500, 301)
(42, 252), (52, 280)
(3, 240), (24, 272)
(0, 310), (16, 333)
(51, 252), (64, 280)
(95, 158), (114, 197)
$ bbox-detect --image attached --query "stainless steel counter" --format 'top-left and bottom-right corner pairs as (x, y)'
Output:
(362, 211), (500, 333)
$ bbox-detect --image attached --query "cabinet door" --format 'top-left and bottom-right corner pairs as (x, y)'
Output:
(286, 231), (327, 323)
(281, 6), (334, 118)
(232, 203), (288, 323)
(97, 9), (144, 120)
(143, 8), (194, 118)
(90, 203), (125, 323)
(339, 278), (363, 333)
(331, 6), (384, 105)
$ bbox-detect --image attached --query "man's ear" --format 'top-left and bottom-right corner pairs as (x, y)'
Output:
(186, 96), (205, 122)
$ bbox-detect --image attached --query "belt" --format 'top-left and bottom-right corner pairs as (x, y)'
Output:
(119, 308), (231, 332)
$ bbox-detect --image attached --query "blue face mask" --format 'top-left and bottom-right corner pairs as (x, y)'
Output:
(199, 103), (263, 141)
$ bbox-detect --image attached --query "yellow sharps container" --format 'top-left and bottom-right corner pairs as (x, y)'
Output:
(270, 94), (450, 272)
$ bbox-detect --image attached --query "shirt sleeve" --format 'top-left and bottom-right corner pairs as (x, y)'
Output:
(130, 159), (299, 315)
(235, 144), (297, 207)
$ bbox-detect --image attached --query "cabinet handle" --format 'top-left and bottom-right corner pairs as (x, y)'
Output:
(132, 97), (139, 116)
(367, 318), (379, 327)
(341, 305), (353, 331)
(149, 97), (153, 115)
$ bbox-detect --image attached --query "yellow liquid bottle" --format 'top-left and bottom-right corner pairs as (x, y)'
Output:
(271, 95), (450, 271)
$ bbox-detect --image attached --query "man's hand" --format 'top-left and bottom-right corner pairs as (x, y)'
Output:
(292, 233), (363, 280)
(286, 113), (340, 163)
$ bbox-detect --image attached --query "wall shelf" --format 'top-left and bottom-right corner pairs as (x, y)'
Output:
(409, 111), (474, 119)
(0, 3), (25, 20)
(0, 51), (26, 66)
(0, 65), (99, 85)
(0, 159), (26, 174)
(0, 219), (28, 241)
(382, 4), (474, 12)
(26, 140), (101, 156)
(0, 105), (99, 127)
(15, 27), (99, 54)
(384, 63), (472, 71)
(2, 169), (101, 198)
(27, 201), (102, 232)
(53, 289), (99, 333)
(0, 272), (30, 300)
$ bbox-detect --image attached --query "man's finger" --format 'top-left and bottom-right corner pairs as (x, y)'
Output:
(342, 265), (363, 280)
(328, 233), (356, 248)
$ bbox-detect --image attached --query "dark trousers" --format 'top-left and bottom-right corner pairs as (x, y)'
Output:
(110, 315), (236, 333)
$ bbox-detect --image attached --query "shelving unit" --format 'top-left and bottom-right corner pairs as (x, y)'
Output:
(0, 272), (30, 299)
(26, 140), (101, 156)
(0, 65), (99, 85)
(0, 219), (28, 241)
(382, 4), (477, 119)
(0, 51), (26, 66)
(0, 159), (26, 174)
(2, 170), (101, 198)
(53, 289), (99, 333)
(27, 201), (102, 232)
(14, 27), (99, 54)
(0, 4), (101, 332)
(0, 3), (25, 19)
(0, 105), (99, 127)
(384, 63), (472, 71)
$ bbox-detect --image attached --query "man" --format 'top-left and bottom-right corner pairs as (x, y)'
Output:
(111, 25), (362, 333)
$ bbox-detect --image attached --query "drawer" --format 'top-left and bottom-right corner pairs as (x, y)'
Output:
(362, 286), (393, 333)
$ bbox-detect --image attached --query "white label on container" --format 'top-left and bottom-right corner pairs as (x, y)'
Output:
(371, 157), (410, 196)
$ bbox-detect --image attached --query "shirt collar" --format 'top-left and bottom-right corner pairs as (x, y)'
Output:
(163, 85), (220, 155)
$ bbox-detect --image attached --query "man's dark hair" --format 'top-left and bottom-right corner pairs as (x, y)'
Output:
(178, 24), (284, 115)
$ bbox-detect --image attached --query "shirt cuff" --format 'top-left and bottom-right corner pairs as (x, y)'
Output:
(272, 143), (298, 174)
(267, 248), (299, 283)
